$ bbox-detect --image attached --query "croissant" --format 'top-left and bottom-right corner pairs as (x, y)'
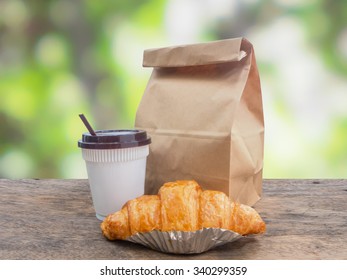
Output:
(101, 180), (266, 240)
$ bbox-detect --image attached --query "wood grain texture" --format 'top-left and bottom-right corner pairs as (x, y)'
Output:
(0, 179), (346, 259)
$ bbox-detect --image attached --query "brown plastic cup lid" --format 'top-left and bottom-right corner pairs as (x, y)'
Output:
(78, 130), (151, 150)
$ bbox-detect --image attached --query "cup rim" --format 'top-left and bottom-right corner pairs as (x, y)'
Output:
(78, 129), (151, 150)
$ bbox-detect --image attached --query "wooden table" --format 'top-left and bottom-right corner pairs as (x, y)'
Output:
(1, 179), (346, 260)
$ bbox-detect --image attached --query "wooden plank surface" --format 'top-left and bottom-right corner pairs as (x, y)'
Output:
(0, 179), (346, 259)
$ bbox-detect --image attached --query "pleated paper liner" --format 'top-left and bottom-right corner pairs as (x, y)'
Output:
(127, 228), (242, 254)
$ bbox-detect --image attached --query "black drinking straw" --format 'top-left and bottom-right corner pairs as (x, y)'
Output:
(79, 114), (97, 136)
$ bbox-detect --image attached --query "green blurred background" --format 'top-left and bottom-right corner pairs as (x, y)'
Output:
(0, 0), (346, 179)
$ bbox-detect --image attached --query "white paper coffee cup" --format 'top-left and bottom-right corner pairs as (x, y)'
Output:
(78, 130), (151, 220)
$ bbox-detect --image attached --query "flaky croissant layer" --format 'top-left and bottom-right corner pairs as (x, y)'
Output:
(101, 180), (266, 240)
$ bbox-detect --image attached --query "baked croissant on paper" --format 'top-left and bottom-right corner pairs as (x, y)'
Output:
(101, 180), (266, 240)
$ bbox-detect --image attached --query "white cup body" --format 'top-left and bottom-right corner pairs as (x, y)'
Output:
(82, 145), (149, 220)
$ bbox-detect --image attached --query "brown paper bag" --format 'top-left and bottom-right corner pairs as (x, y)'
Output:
(135, 38), (264, 206)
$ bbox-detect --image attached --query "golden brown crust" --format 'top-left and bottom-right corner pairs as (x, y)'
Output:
(159, 180), (202, 231)
(229, 202), (266, 235)
(199, 190), (231, 229)
(127, 195), (161, 235)
(101, 180), (266, 240)
(100, 207), (130, 240)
